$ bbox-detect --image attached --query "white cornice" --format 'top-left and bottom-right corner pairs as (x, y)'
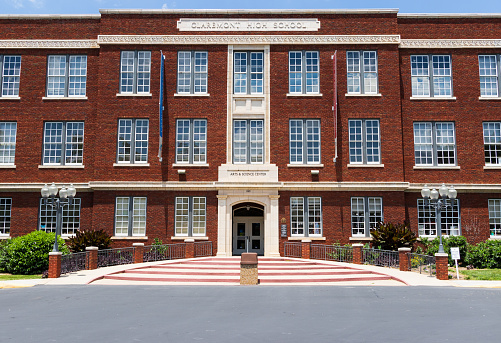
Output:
(400, 39), (501, 49)
(97, 34), (400, 45)
(0, 39), (99, 49)
(99, 9), (399, 15)
(398, 13), (501, 18)
(407, 184), (501, 193)
(0, 14), (100, 20)
(0, 183), (91, 192)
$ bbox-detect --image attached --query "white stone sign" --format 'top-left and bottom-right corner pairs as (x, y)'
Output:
(177, 18), (320, 31)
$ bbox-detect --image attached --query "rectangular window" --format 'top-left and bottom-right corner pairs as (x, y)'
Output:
(348, 119), (380, 164)
(290, 197), (322, 237)
(233, 119), (263, 164)
(43, 122), (84, 165)
(47, 55), (87, 97)
(289, 119), (320, 164)
(234, 51), (263, 94)
(0, 122), (17, 165)
(120, 51), (151, 94)
(39, 198), (81, 236)
(0, 198), (12, 236)
(176, 119), (207, 164)
(347, 51), (378, 94)
(351, 197), (383, 237)
(289, 51), (319, 94)
(115, 197), (146, 236)
(413, 122), (456, 166)
(488, 199), (501, 237)
(117, 119), (149, 164)
(1, 55), (21, 97)
(484, 122), (501, 165)
(411, 55), (452, 97)
(175, 197), (206, 237)
(417, 199), (460, 237)
(177, 51), (208, 94)
(479, 55), (500, 97)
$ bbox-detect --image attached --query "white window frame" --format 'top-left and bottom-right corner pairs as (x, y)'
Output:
(116, 119), (149, 164)
(233, 119), (264, 164)
(289, 119), (321, 164)
(0, 55), (21, 98)
(177, 51), (208, 94)
(348, 119), (380, 164)
(233, 51), (264, 95)
(417, 199), (460, 237)
(351, 197), (383, 237)
(42, 121), (84, 166)
(39, 198), (81, 236)
(114, 197), (147, 237)
(120, 51), (151, 94)
(290, 197), (322, 237)
(0, 122), (17, 165)
(46, 55), (87, 97)
(175, 196), (206, 237)
(479, 55), (500, 98)
(411, 55), (452, 98)
(175, 119), (207, 164)
(483, 122), (501, 166)
(347, 51), (378, 94)
(413, 122), (456, 167)
(289, 51), (319, 94)
(0, 198), (12, 236)
(488, 199), (501, 237)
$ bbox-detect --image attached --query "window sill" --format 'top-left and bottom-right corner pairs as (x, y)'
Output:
(0, 165), (16, 169)
(286, 93), (323, 97)
(116, 93), (152, 97)
(172, 163), (209, 168)
(287, 164), (324, 168)
(345, 93), (382, 97)
(0, 235), (11, 240)
(484, 165), (501, 170)
(171, 236), (209, 241)
(0, 97), (20, 101)
(410, 96), (456, 101)
(288, 236), (326, 241)
(347, 164), (384, 168)
(174, 93), (210, 97)
(479, 97), (501, 101)
(349, 237), (373, 241)
(111, 236), (148, 240)
(113, 163), (150, 167)
(42, 96), (88, 101)
(413, 165), (460, 170)
(38, 165), (84, 169)
(489, 236), (501, 240)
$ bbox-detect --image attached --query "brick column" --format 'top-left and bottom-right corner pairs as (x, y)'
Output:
(48, 251), (62, 278)
(301, 239), (311, 259)
(352, 244), (363, 265)
(185, 238), (195, 258)
(85, 246), (98, 270)
(398, 247), (411, 272)
(133, 243), (144, 264)
(435, 253), (449, 280)
(240, 253), (258, 285)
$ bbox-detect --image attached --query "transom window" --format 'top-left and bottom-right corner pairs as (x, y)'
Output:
(39, 198), (81, 236)
(289, 51), (319, 94)
(115, 197), (147, 237)
(0, 198), (12, 236)
(347, 51), (378, 94)
(234, 51), (263, 94)
(349, 119), (380, 164)
(175, 197), (206, 237)
(233, 120), (263, 164)
(290, 197), (322, 237)
(117, 119), (149, 164)
(351, 197), (383, 237)
(484, 122), (501, 165)
(120, 51), (151, 94)
(43, 122), (84, 165)
(417, 199), (460, 237)
(177, 51), (208, 94)
(488, 199), (501, 237)
(1, 55), (21, 97)
(0, 122), (17, 165)
(478, 55), (501, 97)
(411, 55), (452, 97)
(289, 119), (320, 164)
(46, 55), (87, 97)
(414, 122), (456, 166)
(176, 119), (207, 164)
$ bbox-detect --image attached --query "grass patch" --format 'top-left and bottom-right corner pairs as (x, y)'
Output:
(459, 269), (501, 281)
(0, 274), (42, 281)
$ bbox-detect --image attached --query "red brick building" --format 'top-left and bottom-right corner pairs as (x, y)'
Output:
(0, 9), (500, 256)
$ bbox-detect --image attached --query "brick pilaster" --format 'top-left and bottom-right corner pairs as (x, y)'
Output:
(185, 238), (195, 258)
(85, 246), (98, 270)
(301, 239), (311, 259)
(48, 251), (62, 278)
(398, 247), (411, 272)
(133, 243), (144, 264)
(435, 253), (449, 280)
(352, 244), (363, 265)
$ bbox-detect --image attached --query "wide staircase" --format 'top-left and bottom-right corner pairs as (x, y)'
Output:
(92, 257), (406, 285)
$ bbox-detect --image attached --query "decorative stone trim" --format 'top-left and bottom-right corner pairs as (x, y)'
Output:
(400, 39), (501, 49)
(0, 39), (99, 49)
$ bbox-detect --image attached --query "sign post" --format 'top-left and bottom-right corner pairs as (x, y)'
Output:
(450, 247), (460, 280)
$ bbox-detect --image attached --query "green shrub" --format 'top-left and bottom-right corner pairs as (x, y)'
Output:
(422, 235), (469, 266)
(0, 239), (13, 272)
(465, 240), (501, 269)
(2, 231), (68, 275)
(370, 222), (417, 251)
(66, 229), (112, 252)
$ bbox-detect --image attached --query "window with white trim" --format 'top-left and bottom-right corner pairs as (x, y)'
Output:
(417, 199), (460, 237)
(43, 122), (84, 165)
(46, 55), (87, 97)
(289, 51), (319, 94)
(411, 55), (452, 97)
(479, 55), (500, 97)
(233, 119), (263, 164)
(175, 197), (206, 237)
(176, 119), (207, 164)
(117, 119), (149, 164)
(290, 197), (322, 237)
(0, 198), (12, 236)
(289, 119), (320, 164)
(39, 198), (81, 236)
(120, 51), (151, 94)
(413, 122), (456, 166)
(351, 197), (383, 237)
(234, 51), (263, 94)
(115, 197), (146, 236)
(483, 122), (501, 166)
(177, 51), (208, 94)
(1, 55), (21, 97)
(0, 122), (17, 165)
(488, 199), (501, 237)
(347, 51), (378, 94)
(349, 119), (380, 164)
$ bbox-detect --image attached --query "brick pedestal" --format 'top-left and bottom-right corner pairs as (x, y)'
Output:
(185, 239), (195, 258)
(240, 253), (258, 285)
(301, 239), (311, 259)
(352, 244), (363, 265)
(85, 246), (98, 270)
(435, 253), (449, 280)
(398, 247), (411, 272)
(133, 243), (144, 264)
(48, 251), (62, 278)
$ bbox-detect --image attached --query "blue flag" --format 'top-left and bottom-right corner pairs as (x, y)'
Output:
(158, 52), (165, 162)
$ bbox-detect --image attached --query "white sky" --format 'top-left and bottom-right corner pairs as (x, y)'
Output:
(3, 0), (501, 15)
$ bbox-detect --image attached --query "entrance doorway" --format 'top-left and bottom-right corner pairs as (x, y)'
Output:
(232, 204), (264, 256)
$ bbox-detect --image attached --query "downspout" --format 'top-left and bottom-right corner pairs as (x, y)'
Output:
(332, 51), (338, 163)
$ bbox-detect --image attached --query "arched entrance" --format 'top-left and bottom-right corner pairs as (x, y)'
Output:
(232, 202), (264, 256)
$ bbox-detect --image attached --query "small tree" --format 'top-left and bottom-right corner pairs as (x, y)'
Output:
(66, 229), (112, 252)
(371, 222), (417, 251)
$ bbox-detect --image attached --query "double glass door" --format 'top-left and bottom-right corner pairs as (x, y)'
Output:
(232, 217), (264, 256)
